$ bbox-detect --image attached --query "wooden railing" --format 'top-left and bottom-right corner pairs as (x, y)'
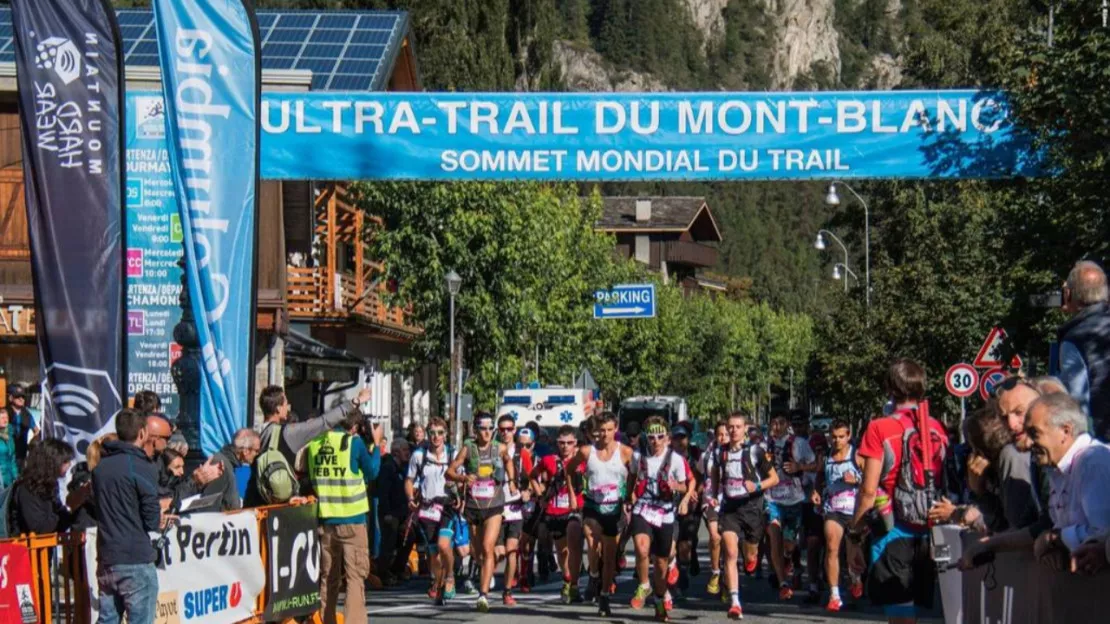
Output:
(664, 240), (719, 268)
(287, 265), (414, 331)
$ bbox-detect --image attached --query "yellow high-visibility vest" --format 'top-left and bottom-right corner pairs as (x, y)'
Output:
(306, 431), (369, 518)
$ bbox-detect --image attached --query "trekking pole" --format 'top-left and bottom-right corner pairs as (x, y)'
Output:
(919, 400), (936, 516)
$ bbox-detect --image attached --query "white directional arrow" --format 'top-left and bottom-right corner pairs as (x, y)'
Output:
(601, 306), (646, 315)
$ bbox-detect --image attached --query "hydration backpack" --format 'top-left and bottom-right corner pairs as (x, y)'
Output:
(634, 449), (674, 499)
(256, 424), (298, 504)
(892, 405), (947, 529)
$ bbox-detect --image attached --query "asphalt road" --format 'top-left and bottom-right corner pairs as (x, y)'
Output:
(363, 544), (945, 624)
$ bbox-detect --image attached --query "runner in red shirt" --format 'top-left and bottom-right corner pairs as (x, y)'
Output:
(530, 425), (586, 604)
(849, 359), (949, 624)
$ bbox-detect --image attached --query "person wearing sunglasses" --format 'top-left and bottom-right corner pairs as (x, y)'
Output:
(628, 418), (689, 622)
(513, 424), (541, 593)
(447, 412), (517, 613)
(494, 414), (533, 605)
(530, 424), (586, 604)
(565, 411), (635, 617)
(406, 417), (458, 605)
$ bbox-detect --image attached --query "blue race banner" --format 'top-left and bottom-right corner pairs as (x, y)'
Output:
(11, 0), (126, 455)
(257, 91), (1038, 181)
(152, 0), (260, 455)
(125, 95), (184, 416)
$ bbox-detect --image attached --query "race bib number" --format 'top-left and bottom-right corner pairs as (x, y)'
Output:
(725, 478), (748, 498)
(640, 504), (666, 528)
(504, 503), (524, 522)
(473, 478), (497, 500)
(591, 483), (620, 503)
(418, 503), (443, 522)
(556, 492), (571, 509)
(828, 491), (856, 515)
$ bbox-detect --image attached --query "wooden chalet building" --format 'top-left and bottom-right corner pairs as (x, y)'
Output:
(595, 196), (725, 296)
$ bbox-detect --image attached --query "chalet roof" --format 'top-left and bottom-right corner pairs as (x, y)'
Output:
(594, 196), (723, 242)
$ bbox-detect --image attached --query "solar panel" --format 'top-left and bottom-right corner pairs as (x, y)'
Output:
(0, 8), (407, 92)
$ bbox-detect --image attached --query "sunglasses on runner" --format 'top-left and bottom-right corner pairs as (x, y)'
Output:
(499, 426), (516, 433)
(428, 429), (446, 437)
(647, 434), (666, 442)
(477, 425), (495, 432)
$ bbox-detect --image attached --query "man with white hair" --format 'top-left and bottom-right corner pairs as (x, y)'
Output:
(960, 392), (1110, 569)
(206, 428), (262, 510)
(1025, 393), (1110, 567)
(1058, 260), (1110, 440)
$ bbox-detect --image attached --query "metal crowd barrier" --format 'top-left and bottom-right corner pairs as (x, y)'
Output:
(0, 501), (311, 624)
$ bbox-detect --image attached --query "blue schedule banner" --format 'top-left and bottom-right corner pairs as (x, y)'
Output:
(125, 95), (183, 417)
(256, 91), (1038, 181)
(153, 0), (261, 455)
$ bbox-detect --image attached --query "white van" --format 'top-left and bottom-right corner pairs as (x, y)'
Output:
(497, 386), (598, 434)
(617, 395), (689, 434)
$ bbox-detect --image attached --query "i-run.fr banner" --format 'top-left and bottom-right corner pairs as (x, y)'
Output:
(129, 90), (1036, 181)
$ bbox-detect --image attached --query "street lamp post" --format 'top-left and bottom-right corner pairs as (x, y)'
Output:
(825, 182), (871, 310)
(445, 269), (462, 447)
(833, 262), (860, 290)
(815, 229), (853, 294)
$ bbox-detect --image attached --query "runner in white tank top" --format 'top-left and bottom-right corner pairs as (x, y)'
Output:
(565, 412), (634, 617)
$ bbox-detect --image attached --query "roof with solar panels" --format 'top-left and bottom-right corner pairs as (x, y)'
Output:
(0, 7), (419, 92)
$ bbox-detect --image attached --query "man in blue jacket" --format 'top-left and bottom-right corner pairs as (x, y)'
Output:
(92, 408), (165, 624)
(1058, 260), (1110, 441)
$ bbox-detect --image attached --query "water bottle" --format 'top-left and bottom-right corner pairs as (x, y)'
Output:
(874, 489), (895, 534)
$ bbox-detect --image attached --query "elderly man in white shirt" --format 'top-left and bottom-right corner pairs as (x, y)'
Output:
(1025, 393), (1110, 567)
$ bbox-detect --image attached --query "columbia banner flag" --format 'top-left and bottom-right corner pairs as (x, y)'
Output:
(11, 0), (126, 455)
(152, 0), (261, 455)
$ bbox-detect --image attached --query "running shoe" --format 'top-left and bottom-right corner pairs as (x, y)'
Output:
(654, 601), (670, 622)
(663, 595), (674, 612)
(667, 562), (680, 586)
(598, 595), (612, 617)
(477, 595), (490, 613)
(463, 579), (476, 595)
(561, 581), (573, 605)
(721, 591), (730, 605)
(727, 605), (743, 620)
(827, 597), (843, 612)
(631, 585), (651, 610)
(570, 586), (583, 604)
(778, 585), (794, 601)
(707, 572), (721, 596)
(744, 558), (758, 575)
(503, 590), (517, 607)
(427, 585), (438, 600)
(444, 583), (456, 600)
(434, 591), (445, 607)
(849, 580), (864, 600)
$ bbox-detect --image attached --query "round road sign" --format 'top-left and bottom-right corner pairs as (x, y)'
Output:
(945, 363), (979, 398)
(979, 367), (1007, 401)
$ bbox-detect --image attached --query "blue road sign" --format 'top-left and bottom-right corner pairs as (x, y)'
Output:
(594, 284), (656, 319)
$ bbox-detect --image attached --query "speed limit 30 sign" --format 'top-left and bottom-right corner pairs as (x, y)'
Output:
(946, 363), (979, 398)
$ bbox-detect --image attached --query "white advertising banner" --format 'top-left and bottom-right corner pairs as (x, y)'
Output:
(85, 511), (265, 624)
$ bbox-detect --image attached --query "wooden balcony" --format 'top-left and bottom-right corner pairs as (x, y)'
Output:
(664, 240), (718, 268)
(286, 184), (420, 337)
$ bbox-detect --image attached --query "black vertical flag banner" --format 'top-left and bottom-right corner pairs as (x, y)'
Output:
(11, 0), (126, 454)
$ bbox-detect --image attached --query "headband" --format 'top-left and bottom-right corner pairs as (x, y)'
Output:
(646, 423), (667, 436)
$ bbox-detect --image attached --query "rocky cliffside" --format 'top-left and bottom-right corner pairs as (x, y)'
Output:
(551, 0), (905, 91)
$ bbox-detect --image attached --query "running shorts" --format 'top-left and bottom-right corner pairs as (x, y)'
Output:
(868, 525), (936, 617)
(583, 507), (622, 538)
(630, 514), (676, 559)
(546, 513), (581, 541)
(719, 498), (765, 544)
(767, 501), (804, 544)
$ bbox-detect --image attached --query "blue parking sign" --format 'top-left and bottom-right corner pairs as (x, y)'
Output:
(594, 284), (656, 319)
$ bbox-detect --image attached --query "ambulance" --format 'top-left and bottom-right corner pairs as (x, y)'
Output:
(496, 386), (599, 435)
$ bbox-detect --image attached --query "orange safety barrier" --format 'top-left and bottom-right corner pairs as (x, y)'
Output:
(0, 499), (317, 624)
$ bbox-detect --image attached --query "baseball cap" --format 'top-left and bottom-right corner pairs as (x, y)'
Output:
(7, 384), (26, 399)
(670, 424), (690, 437)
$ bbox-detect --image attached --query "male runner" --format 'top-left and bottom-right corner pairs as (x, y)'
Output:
(494, 415), (533, 605)
(446, 412), (517, 612)
(530, 425), (587, 604)
(765, 411), (817, 600)
(792, 411), (827, 603)
(701, 420), (730, 597)
(514, 425), (539, 592)
(709, 411), (778, 619)
(565, 411), (635, 616)
(405, 417), (458, 604)
(671, 422), (702, 594)
(811, 418), (865, 612)
(629, 418), (689, 622)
